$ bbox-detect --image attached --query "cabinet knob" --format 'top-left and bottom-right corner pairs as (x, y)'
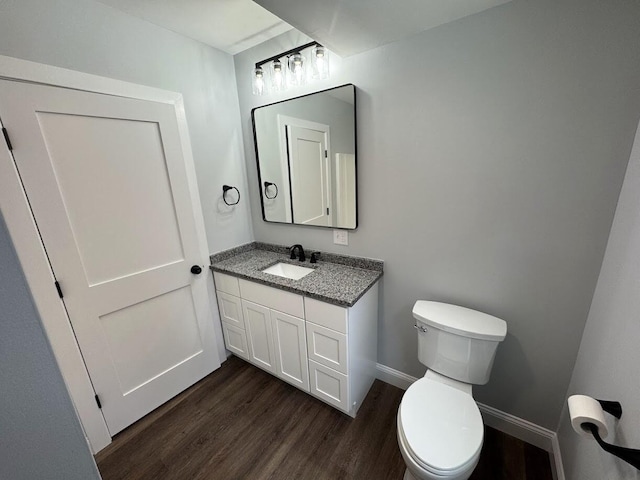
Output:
(191, 265), (203, 275)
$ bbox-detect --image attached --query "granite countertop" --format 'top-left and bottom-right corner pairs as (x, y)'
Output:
(210, 243), (383, 307)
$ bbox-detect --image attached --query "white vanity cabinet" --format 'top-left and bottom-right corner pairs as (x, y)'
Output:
(213, 271), (379, 417)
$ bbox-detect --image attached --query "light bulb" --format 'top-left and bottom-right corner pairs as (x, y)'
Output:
(252, 66), (265, 95)
(270, 59), (285, 92)
(288, 53), (306, 86)
(311, 45), (329, 80)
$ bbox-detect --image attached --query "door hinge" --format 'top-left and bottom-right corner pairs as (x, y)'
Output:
(55, 281), (63, 299)
(95, 394), (102, 409)
(324, 149), (328, 158)
(2, 127), (13, 151)
(326, 207), (330, 215)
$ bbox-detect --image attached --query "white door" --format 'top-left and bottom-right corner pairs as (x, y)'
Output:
(271, 310), (309, 391)
(0, 79), (220, 435)
(287, 125), (331, 226)
(242, 300), (277, 374)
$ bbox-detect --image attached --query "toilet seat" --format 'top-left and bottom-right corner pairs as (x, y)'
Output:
(398, 377), (484, 476)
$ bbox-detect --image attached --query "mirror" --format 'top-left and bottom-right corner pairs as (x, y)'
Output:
(252, 84), (357, 229)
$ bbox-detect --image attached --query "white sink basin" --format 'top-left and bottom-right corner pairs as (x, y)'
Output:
(262, 262), (314, 280)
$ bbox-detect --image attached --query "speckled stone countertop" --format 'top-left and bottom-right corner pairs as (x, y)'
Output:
(210, 243), (383, 307)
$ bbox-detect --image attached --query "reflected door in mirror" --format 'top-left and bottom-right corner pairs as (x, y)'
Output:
(253, 84), (357, 229)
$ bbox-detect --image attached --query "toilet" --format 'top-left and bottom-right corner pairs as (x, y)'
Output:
(397, 301), (507, 480)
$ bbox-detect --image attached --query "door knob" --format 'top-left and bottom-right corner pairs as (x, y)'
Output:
(190, 265), (203, 275)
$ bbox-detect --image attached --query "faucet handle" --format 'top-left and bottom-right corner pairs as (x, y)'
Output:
(310, 251), (321, 263)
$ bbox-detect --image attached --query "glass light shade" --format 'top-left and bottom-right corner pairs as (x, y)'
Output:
(252, 66), (265, 96)
(270, 59), (285, 92)
(310, 45), (329, 79)
(288, 53), (306, 87)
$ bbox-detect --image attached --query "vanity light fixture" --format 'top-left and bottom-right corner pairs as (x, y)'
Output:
(251, 41), (330, 96)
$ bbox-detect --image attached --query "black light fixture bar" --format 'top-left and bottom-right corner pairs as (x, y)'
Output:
(255, 41), (323, 69)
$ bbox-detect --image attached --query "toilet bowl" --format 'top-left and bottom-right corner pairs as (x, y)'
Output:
(396, 376), (483, 480)
(397, 301), (507, 480)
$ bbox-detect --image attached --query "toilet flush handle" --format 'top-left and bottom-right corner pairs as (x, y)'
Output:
(414, 324), (428, 333)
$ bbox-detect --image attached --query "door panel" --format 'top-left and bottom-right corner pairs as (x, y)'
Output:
(0, 79), (220, 435)
(271, 310), (309, 391)
(37, 113), (184, 286)
(100, 286), (203, 394)
(242, 300), (276, 374)
(288, 125), (331, 226)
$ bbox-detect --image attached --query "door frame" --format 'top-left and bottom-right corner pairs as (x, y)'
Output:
(276, 115), (331, 224)
(0, 54), (218, 454)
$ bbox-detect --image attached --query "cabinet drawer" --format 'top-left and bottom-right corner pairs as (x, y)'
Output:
(309, 360), (349, 412)
(305, 297), (348, 334)
(306, 322), (348, 374)
(216, 291), (244, 329)
(239, 279), (304, 318)
(221, 323), (249, 361)
(213, 272), (240, 297)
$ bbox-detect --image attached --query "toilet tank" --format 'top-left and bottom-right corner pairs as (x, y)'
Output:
(413, 301), (507, 385)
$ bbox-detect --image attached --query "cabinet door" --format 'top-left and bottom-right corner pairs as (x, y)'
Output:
(309, 360), (349, 412)
(221, 323), (249, 360)
(242, 300), (276, 374)
(306, 322), (348, 374)
(216, 291), (244, 329)
(271, 310), (309, 392)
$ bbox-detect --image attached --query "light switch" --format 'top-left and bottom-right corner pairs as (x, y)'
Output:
(333, 230), (348, 246)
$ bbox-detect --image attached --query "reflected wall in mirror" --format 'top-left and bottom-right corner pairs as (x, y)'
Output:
(252, 84), (357, 229)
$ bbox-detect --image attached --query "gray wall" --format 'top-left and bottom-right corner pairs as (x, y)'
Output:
(0, 0), (253, 254)
(0, 214), (101, 480)
(234, 0), (640, 429)
(557, 123), (640, 479)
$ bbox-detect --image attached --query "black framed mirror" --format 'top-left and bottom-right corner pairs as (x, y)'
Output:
(252, 84), (357, 229)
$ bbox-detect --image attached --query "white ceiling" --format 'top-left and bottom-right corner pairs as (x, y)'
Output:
(254, 0), (513, 57)
(95, 0), (292, 55)
(96, 0), (512, 57)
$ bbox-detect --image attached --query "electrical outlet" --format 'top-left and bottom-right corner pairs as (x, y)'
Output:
(333, 229), (349, 246)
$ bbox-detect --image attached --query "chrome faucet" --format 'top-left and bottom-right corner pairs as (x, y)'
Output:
(289, 244), (306, 262)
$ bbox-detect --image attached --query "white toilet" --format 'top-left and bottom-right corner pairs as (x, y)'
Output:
(397, 301), (507, 480)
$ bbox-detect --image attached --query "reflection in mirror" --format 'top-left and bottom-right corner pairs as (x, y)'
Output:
(252, 84), (357, 229)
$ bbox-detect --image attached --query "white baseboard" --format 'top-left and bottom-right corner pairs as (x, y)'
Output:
(376, 363), (417, 390)
(375, 363), (565, 480)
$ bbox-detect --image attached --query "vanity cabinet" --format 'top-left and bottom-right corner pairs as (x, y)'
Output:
(213, 271), (379, 417)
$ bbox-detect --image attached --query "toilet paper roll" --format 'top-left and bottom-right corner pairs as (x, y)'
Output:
(568, 394), (608, 439)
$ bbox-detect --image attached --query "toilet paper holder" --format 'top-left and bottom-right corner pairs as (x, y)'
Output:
(583, 399), (640, 470)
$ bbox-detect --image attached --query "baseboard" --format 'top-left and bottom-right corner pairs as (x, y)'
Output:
(375, 363), (417, 390)
(477, 401), (554, 451)
(376, 363), (565, 479)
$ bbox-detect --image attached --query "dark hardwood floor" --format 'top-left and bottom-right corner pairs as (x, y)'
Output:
(96, 356), (553, 480)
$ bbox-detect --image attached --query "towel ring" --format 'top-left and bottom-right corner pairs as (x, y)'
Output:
(264, 181), (278, 199)
(222, 185), (240, 206)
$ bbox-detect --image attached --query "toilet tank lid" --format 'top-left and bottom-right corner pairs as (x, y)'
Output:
(413, 301), (507, 341)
